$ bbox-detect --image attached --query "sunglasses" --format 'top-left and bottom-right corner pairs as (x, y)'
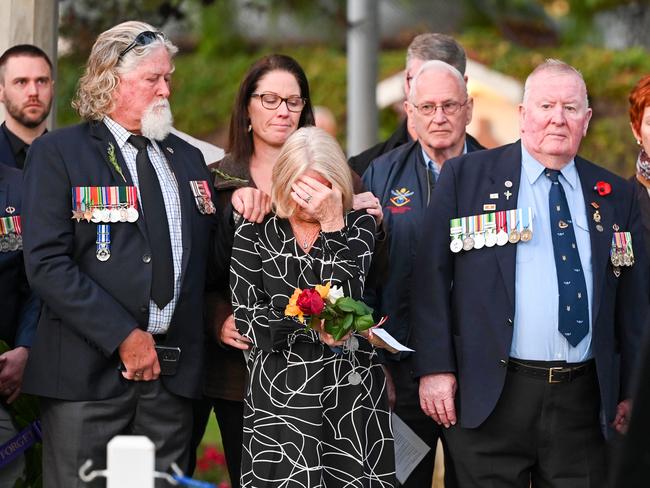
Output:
(118, 31), (166, 60)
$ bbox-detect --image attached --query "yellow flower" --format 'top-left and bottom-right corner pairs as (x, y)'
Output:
(284, 288), (305, 323)
(315, 282), (331, 300)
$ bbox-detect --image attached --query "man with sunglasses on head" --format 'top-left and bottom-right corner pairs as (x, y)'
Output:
(362, 60), (482, 488)
(20, 21), (219, 486)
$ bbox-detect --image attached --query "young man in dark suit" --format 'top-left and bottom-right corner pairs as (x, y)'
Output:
(412, 59), (648, 487)
(21, 21), (219, 486)
(0, 44), (53, 169)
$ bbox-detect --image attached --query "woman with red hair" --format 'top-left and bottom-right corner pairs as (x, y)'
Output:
(629, 74), (650, 260)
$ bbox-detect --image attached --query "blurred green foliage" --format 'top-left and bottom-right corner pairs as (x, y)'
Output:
(56, 30), (649, 177)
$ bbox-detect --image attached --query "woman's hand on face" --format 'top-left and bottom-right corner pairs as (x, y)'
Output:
(232, 187), (272, 223)
(353, 191), (383, 225)
(290, 175), (344, 231)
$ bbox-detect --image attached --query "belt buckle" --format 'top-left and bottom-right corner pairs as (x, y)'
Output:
(548, 366), (563, 384)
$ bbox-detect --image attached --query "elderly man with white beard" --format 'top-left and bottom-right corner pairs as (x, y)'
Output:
(20, 21), (219, 486)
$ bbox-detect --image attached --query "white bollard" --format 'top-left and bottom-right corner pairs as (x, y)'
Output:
(106, 436), (155, 488)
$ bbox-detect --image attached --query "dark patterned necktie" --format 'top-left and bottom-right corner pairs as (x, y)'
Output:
(545, 169), (589, 347)
(427, 160), (437, 196)
(129, 135), (173, 309)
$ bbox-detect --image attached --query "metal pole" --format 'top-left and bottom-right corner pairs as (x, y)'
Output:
(346, 0), (378, 158)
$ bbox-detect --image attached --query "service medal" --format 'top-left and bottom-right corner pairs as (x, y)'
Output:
(126, 207), (139, 223)
(449, 218), (464, 253)
(96, 224), (111, 262)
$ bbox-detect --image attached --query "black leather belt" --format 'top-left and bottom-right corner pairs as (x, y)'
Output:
(507, 358), (594, 384)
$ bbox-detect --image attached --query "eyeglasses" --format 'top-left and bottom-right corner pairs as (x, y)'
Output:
(251, 93), (306, 113)
(411, 100), (468, 116)
(119, 31), (166, 60)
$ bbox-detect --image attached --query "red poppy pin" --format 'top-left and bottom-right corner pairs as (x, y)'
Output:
(594, 181), (612, 197)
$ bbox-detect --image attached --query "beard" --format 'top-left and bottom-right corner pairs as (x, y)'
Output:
(140, 99), (173, 141)
(4, 96), (51, 129)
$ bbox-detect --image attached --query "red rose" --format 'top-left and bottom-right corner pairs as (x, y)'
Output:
(296, 288), (325, 316)
(594, 181), (612, 196)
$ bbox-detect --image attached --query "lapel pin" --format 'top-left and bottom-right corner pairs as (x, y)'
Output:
(590, 201), (600, 209)
(504, 190), (512, 200)
(5, 206), (15, 214)
(483, 203), (497, 211)
(166, 147), (174, 154)
(596, 224), (604, 232)
(594, 181), (612, 197)
(593, 210), (601, 223)
(613, 267), (621, 278)
(613, 223), (619, 231)
(504, 180), (513, 188)
(489, 193), (499, 199)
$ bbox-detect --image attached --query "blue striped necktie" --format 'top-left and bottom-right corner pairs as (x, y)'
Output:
(545, 169), (589, 347)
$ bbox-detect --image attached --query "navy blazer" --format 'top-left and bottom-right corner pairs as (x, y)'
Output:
(21, 121), (218, 401)
(0, 127), (18, 169)
(0, 164), (39, 347)
(411, 141), (649, 437)
(362, 137), (484, 355)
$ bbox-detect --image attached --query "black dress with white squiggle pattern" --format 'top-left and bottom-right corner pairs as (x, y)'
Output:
(230, 210), (395, 488)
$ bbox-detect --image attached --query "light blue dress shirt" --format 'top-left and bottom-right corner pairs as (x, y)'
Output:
(421, 141), (468, 181)
(511, 145), (593, 362)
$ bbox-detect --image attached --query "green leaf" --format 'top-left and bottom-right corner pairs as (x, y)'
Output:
(335, 297), (366, 315)
(354, 314), (375, 331)
(333, 314), (354, 340)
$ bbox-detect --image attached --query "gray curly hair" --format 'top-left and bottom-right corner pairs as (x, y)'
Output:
(72, 20), (178, 121)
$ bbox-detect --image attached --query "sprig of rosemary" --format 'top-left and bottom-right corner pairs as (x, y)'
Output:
(107, 143), (126, 182)
(211, 168), (249, 184)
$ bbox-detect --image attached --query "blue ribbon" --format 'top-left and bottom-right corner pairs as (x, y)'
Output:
(173, 475), (217, 487)
(0, 420), (41, 469)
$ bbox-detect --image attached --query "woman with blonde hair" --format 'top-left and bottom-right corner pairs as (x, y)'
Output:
(230, 126), (395, 487)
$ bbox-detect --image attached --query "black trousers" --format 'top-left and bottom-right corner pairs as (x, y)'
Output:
(190, 397), (244, 488)
(386, 359), (457, 488)
(445, 364), (607, 488)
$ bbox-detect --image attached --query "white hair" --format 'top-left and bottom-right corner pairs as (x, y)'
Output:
(408, 59), (467, 102)
(522, 59), (589, 108)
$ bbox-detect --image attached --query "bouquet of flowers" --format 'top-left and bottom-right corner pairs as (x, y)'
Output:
(284, 282), (380, 341)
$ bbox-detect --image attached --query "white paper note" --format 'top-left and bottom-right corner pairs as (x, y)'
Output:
(392, 413), (431, 484)
(371, 328), (414, 352)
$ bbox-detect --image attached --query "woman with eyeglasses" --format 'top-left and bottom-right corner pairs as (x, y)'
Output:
(191, 54), (384, 487)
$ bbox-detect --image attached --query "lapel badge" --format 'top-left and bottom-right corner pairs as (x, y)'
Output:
(166, 147), (174, 154)
(613, 266), (621, 278)
(590, 201), (600, 209)
(504, 180), (513, 188)
(596, 224), (604, 232)
(613, 223), (619, 232)
(504, 190), (512, 200)
(483, 203), (497, 211)
(559, 220), (569, 229)
(489, 193), (499, 200)
(5, 206), (16, 214)
(593, 210), (601, 223)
